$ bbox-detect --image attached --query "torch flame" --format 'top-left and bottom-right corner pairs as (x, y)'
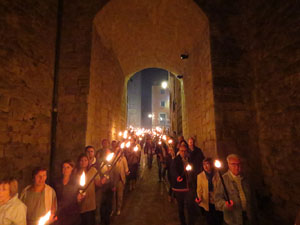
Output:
(162, 135), (167, 140)
(120, 142), (125, 149)
(118, 131), (122, 136)
(38, 211), (51, 225)
(214, 160), (222, 168)
(126, 141), (131, 148)
(158, 141), (162, 145)
(186, 164), (192, 171)
(106, 153), (115, 162)
(80, 172), (86, 187)
(123, 131), (128, 139)
(168, 139), (173, 144)
(134, 146), (138, 152)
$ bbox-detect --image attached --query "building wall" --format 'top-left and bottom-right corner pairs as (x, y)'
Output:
(127, 72), (142, 128)
(151, 85), (170, 129)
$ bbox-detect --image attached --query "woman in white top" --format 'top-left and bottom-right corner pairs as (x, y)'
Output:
(0, 177), (27, 225)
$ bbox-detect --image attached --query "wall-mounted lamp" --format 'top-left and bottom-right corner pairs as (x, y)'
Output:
(180, 54), (189, 59)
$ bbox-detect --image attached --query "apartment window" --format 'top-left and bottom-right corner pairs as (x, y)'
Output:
(160, 101), (165, 107)
(160, 89), (165, 94)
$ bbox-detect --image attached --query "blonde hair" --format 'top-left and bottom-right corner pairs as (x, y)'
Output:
(0, 177), (18, 197)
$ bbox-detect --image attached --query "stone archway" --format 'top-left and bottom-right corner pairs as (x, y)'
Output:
(86, 0), (217, 157)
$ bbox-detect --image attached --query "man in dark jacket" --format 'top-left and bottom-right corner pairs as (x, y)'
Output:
(171, 145), (194, 225)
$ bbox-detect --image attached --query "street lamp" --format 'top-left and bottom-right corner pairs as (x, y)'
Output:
(161, 81), (168, 89)
(148, 114), (153, 118)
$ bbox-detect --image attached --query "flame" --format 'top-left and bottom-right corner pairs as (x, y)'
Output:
(120, 142), (125, 149)
(134, 146), (138, 152)
(38, 211), (51, 225)
(139, 137), (142, 141)
(185, 164), (192, 171)
(128, 136), (131, 140)
(158, 141), (162, 145)
(168, 139), (173, 144)
(123, 131), (128, 139)
(126, 141), (131, 148)
(106, 152), (115, 162)
(162, 135), (167, 140)
(214, 160), (222, 168)
(80, 172), (86, 187)
(118, 131), (123, 136)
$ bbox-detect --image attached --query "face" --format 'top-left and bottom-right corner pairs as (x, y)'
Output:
(86, 147), (95, 159)
(102, 140), (109, 148)
(228, 157), (241, 176)
(80, 156), (89, 169)
(62, 163), (73, 177)
(203, 161), (212, 173)
(111, 141), (117, 149)
(0, 183), (10, 204)
(179, 146), (187, 159)
(188, 138), (194, 147)
(34, 170), (47, 186)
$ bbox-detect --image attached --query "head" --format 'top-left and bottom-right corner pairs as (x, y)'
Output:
(178, 136), (184, 142)
(227, 154), (242, 176)
(32, 167), (47, 187)
(111, 140), (117, 150)
(77, 153), (89, 170)
(102, 139), (109, 149)
(178, 145), (188, 159)
(85, 146), (95, 160)
(62, 160), (75, 177)
(0, 177), (18, 204)
(203, 158), (213, 173)
(180, 140), (188, 148)
(188, 137), (195, 147)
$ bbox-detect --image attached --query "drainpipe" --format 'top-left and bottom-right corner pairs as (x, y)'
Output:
(50, 0), (64, 182)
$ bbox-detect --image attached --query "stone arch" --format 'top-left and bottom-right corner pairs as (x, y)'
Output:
(86, 0), (217, 157)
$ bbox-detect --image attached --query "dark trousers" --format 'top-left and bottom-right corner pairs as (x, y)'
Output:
(80, 210), (95, 225)
(175, 191), (196, 225)
(100, 189), (114, 225)
(157, 158), (163, 181)
(147, 154), (153, 169)
(204, 204), (223, 225)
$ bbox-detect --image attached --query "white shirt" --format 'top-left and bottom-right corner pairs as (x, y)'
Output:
(0, 194), (27, 225)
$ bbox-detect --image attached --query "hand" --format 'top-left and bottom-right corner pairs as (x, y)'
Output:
(77, 192), (86, 202)
(177, 176), (183, 182)
(195, 197), (202, 204)
(225, 200), (234, 210)
(126, 171), (130, 175)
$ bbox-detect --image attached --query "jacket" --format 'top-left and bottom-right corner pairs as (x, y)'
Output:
(214, 171), (252, 225)
(171, 155), (189, 192)
(196, 170), (219, 211)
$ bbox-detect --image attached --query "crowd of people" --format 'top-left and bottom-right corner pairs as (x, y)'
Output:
(0, 128), (256, 225)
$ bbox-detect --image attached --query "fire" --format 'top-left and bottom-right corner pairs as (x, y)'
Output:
(80, 171), (86, 187)
(214, 160), (222, 168)
(168, 139), (173, 144)
(106, 153), (115, 162)
(185, 164), (192, 171)
(118, 131), (123, 136)
(126, 141), (131, 148)
(38, 211), (51, 225)
(158, 141), (162, 145)
(120, 142), (125, 149)
(134, 146), (138, 152)
(162, 135), (167, 140)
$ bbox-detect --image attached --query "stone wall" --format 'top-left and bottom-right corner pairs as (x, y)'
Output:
(196, 0), (300, 223)
(183, 24), (218, 157)
(0, 0), (57, 188)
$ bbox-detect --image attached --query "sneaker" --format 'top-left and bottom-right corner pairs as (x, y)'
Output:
(116, 210), (121, 216)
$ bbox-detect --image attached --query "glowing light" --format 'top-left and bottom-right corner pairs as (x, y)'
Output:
(126, 141), (131, 148)
(162, 135), (167, 140)
(161, 81), (168, 89)
(168, 139), (173, 144)
(214, 160), (222, 168)
(80, 172), (86, 187)
(120, 142), (125, 149)
(106, 153), (115, 162)
(134, 146), (138, 152)
(148, 114), (153, 118)
(186, 164), (192, 171)
(128, 136), (131, 140)
(158, 141), (162, 145)
(38, 211), (51, 225)
(118, 131), (122, 136)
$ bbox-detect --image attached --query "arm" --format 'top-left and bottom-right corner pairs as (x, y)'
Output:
(196, 174), (203, 201)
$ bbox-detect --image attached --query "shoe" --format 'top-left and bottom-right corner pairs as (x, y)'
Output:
(116, 210), (121, 216)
